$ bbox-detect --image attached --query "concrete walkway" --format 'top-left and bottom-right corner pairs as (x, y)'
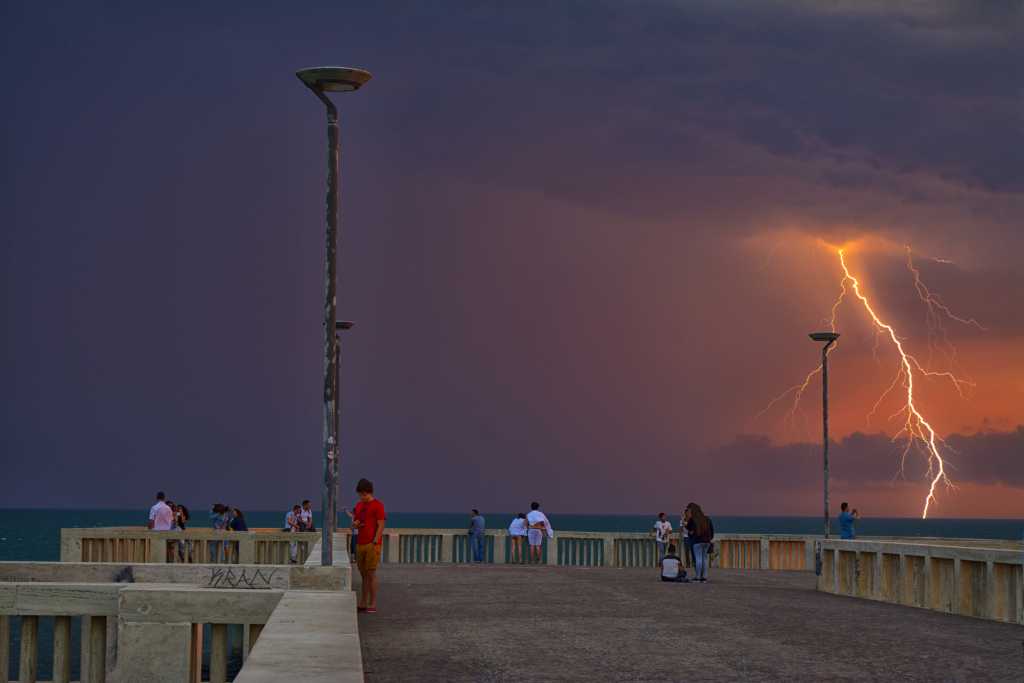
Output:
(358, 564), (1024, 682)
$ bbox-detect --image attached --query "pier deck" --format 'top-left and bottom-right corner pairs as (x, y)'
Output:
(358, 564), (1023, 682)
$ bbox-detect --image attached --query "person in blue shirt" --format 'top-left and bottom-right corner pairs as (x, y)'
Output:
(838, 502), (859, 539)
(468, 509), (486, 563)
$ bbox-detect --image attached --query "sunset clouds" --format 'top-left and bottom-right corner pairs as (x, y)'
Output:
(3, 1), (1021, 515)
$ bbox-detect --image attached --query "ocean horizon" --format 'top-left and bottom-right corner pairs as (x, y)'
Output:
(1, 508), (1022, 562)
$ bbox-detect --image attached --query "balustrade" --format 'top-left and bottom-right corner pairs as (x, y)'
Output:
(817, 539), (1024, 625)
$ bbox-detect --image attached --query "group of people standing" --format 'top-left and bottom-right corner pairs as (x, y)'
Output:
(467, 503), (555, 564)
(473, 502), (554, 564)
(282, 499), (316, 563)
(654, 502), (714, 583)
(146, 491), (249, 562)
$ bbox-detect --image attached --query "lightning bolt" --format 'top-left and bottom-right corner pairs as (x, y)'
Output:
(757, 243), (982, 519)
(837, 248), (953, 518)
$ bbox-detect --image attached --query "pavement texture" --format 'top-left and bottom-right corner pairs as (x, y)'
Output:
(357, 564), (1024, 682)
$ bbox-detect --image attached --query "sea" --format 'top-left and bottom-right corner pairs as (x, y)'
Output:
(2, 508), (1023, 562)
(2, 509), (1022, 679)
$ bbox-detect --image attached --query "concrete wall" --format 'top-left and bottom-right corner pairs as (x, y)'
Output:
(61, 527), (321, 565)
(235, 591), (362, 683)
(816, 539), (1024, 625)
(342, 527), (821, 570)
(0, 560), (348, 591)
(2, 536), (356, 682)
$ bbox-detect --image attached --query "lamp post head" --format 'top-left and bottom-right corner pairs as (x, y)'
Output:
(296, 67), (372, 93)
(335, 321), (355, 331)
(809, 332), (840, 343)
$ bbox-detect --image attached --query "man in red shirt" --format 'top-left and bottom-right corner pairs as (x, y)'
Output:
(352, 478), (386, 613)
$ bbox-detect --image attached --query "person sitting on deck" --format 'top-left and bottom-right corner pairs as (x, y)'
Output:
(660, 544), (687, 582)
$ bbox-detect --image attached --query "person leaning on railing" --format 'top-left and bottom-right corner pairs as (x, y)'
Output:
(174, 504), (192, 563)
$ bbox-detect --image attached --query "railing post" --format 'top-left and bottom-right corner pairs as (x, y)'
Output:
(1016, 566), (1024, 625)
(88, 616), (107, 683)
(210, 623), (229, 683)
(953, 557), (962, 615)
(440, 534), (454, 563)
(760, 537), (770, 570)
(60, 529), (82, 562)
(0, 615), (9, 683)
(190, 623), (203, 683)
(546, 537), (558, 566)
(923, 553), (933, 609)
(249, 623), (264, 655)
(492, 534), (506, 564)
(386, 533), (399, 563)
(19, 615), (39, 683)
(153, 534), (168, 564)
(873, 552), (884, 600)
(603, 537), (615, 567)
(238, 534), (256, 565)
(53, 615), (72, 683)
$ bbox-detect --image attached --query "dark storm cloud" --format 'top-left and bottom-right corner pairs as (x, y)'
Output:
(1, 0), (1021, 513)
(426, 0), (1024, 192)
(847, 251), (1024, 339)
(701, 427), (1024, 490)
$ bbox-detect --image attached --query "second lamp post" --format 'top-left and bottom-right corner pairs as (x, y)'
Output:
(809, 331), (839, 539)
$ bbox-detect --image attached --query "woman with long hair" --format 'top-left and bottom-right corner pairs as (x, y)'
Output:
(230, 507), (248, 532)
(174, 504), (192, 562)
(684, 503), (714, 582)
(508, 513), (528, 563)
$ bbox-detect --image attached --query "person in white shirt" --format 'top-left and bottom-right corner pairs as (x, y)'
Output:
(508, 513), (528, 563)
(148, 491), (174, 531)
(526, 502), (553, 564)
(653, 512), (673, 563)
(300, 499), (315, 531)
(285, 505), (302, 563)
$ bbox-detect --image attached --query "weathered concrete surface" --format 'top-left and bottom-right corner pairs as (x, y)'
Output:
(0, 561), (348, 590)
(236, 590), (362, 682)
(359, 565), (1024, 682)
(111, 621), (192, 683)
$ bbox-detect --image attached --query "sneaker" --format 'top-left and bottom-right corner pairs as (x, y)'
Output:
(357, 606), (367, 613)
(367, 607), (377, 614)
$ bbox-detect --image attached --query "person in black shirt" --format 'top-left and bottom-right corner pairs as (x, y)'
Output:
(684, 503), (714, 582)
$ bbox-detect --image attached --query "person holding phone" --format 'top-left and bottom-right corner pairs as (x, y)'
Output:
(839, 502), (859, 539)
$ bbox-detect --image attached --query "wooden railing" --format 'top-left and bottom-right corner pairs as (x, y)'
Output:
(61, 527), (319, 565)
(0, 584), (118, 683)
(341, 528), (820, 570)
(817, 539), (1024, 625)
(0, 580), (281, 682)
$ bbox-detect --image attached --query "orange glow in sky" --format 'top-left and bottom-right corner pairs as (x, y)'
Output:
(761, 237), (987, 518)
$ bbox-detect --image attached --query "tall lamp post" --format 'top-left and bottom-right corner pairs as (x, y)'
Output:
(297, 66), (372, 566)
(331, 320), (355, 537)
(809, 332), (839, 539)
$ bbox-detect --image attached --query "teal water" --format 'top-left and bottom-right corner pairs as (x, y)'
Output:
(2, 509), (1022, 562)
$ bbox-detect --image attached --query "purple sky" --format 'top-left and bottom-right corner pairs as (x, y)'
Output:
(3, 1), (1022, 516)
